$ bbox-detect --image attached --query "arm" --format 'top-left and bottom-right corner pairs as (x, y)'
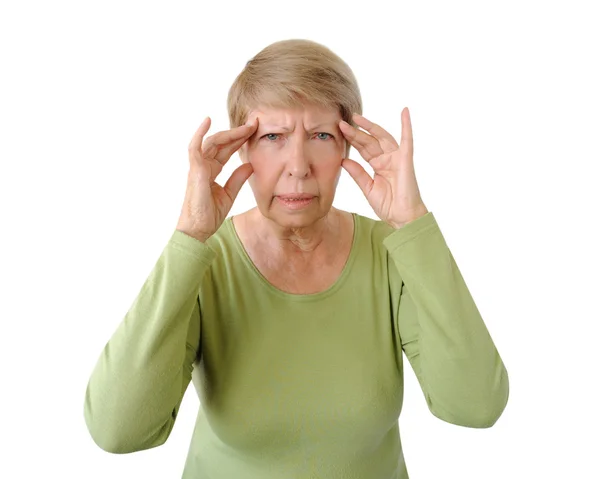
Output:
(385, 212), (509, 428)
(83, 230), (216, 453)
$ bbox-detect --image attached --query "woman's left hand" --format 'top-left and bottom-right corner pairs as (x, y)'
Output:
(339, 107), (429, 229)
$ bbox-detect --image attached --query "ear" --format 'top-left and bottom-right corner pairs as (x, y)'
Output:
(334, 165), (342, 188)
(341, 139), (349, 160)
(239, 143), (248, 164)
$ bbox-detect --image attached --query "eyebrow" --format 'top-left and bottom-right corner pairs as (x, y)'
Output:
(259, 122), (338, 131)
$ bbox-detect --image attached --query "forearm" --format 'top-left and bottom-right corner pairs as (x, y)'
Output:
(83, 230), (216, 452)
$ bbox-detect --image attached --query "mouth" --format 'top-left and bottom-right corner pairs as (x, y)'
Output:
(276, 194), (315, 200)
(276, 195), (315, 209)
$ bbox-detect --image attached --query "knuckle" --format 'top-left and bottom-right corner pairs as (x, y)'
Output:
(188, 149), (201, 160)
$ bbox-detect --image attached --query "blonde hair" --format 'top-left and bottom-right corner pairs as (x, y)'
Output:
(227, 39), (362, 158)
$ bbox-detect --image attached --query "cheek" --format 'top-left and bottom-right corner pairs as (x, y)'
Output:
(314, 163), (343, 187)
(248, 158), (274, 177)
(247, 160), (279, 190)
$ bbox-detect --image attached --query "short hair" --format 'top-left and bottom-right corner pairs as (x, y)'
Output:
(227, 39), (363, 158)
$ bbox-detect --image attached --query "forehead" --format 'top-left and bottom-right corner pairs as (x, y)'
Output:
(247, 104), (341, 127)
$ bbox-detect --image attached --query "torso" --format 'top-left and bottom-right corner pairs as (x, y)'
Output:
(231, 208), (355, 295)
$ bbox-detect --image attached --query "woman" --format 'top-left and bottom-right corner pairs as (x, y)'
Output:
(84, 39), (509, 478)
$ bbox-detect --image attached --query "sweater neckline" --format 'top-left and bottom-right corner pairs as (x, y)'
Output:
(225, 212), (359, 302)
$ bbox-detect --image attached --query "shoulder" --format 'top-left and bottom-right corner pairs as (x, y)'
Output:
(352, 211), (402, 271)
(201, 216), (237, 258)
(192, 217), (246, 294)
(352, 211), (396, 247)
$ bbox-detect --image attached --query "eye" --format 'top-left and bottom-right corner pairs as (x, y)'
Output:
(261, 133), (280, 141)
(260, 132), (334, 141)
(316, 132), (334, 140)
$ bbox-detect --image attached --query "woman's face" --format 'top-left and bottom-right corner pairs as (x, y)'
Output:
(239, 103), (346, 228)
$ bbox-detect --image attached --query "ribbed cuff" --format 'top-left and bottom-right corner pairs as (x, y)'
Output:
(382, 211), (441, 253)
(167, 229), (217, 267)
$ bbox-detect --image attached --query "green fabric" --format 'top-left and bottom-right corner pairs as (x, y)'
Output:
(84, 211), (509, 478)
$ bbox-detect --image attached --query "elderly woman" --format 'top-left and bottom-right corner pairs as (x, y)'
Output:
(84, 39), (509, 478)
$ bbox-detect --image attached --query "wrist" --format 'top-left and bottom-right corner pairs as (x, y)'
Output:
(176, 228), (211, 243)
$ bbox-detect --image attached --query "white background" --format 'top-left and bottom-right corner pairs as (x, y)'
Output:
(1, 0), (599, 477)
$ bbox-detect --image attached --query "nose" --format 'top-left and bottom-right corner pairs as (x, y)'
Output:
(286, 139), (311, 178)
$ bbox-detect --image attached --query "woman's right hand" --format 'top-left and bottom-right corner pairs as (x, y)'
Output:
(176, 116), (258, 242)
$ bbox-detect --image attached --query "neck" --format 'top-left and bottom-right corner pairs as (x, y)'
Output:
(251, 207), (341, 255)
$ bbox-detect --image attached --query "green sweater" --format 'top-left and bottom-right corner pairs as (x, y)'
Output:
(84, 211), (509, 478)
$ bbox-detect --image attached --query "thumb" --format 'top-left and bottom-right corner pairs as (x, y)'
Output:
(223, 162), (254, 202)
(342, 158), (373, 198)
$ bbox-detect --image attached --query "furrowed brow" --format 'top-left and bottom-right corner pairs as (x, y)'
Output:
(259, 123), (337, 131)
(308, 123), (337, 130)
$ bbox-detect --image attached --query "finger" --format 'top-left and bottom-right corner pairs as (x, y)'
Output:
(400, 107), (414, 155)
(342, 158), (374, 198)
(188, 117), (211, 161)
(339, 120), (385, 162)
(223, 162), (254, 202)
(352, 113), (399, 150)
(214, 122), (258, 163)
(211, 117), (259, 164)
(203, 119), (258, 163)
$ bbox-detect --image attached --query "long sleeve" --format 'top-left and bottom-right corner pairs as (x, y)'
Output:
(384, 212), (509, 428)
(84, 229), (217, 453)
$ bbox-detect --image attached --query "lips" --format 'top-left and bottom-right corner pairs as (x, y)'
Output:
(277, 194), (315, 200)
